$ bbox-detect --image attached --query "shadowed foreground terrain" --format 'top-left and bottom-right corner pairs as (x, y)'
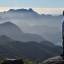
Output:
(1, 59), (24, 64)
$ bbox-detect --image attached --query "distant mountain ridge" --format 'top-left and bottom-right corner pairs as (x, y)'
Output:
(0, 22), (45, 42)
(0, 8), (63, 45)
(8, 8), (36, 13)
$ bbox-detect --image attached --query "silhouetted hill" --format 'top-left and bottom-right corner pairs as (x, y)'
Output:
(0, 22), (23, 41)
(0, 22), (45, 42)
(0, 35), (62, 61)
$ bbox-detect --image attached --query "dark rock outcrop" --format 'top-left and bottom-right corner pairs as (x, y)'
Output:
(43, 56), (64, 64)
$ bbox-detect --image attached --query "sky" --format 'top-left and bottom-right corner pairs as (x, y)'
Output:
(0, 0), (64, 14)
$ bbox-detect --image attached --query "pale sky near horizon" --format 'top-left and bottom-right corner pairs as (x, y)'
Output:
(0, 0), (64, 14)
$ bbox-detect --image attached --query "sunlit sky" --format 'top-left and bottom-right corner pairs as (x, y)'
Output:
(0, 0), (64, 14)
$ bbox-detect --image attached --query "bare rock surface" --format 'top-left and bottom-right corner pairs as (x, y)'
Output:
(43, 56), (64, 64)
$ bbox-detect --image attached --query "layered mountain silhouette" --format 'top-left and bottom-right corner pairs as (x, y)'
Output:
(0, 22), (44, 42)
(0, 22), (62, 60)
(0, 35), (62, 61)
(0, 9), (62, 61)
(0, 8), (62, 45)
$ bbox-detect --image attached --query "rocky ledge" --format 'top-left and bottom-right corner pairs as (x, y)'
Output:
(43, 56), (64, 64)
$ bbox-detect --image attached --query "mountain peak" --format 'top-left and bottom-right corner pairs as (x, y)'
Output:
(0, 22), (24, 40)
(0, 22), (14, 25)
(0, 22), (20, 28)
(0, 22), (21, 30)
(2, 22), (13, 25)
(8, 8), (34, 12)
(7, 8), (38, 15)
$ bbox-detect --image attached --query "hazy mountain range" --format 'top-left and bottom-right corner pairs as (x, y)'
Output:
(0, 35), (62, 61)
(0, 8), (62, 45)
(0, 22), (44, 42)
(0, 9), (63, 60)
(0, 21), (62, 60)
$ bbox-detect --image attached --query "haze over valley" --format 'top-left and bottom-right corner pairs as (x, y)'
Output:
(0, 8), (62, 45)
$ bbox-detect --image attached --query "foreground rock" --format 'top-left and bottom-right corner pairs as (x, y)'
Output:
(43, 56), (64, 64)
